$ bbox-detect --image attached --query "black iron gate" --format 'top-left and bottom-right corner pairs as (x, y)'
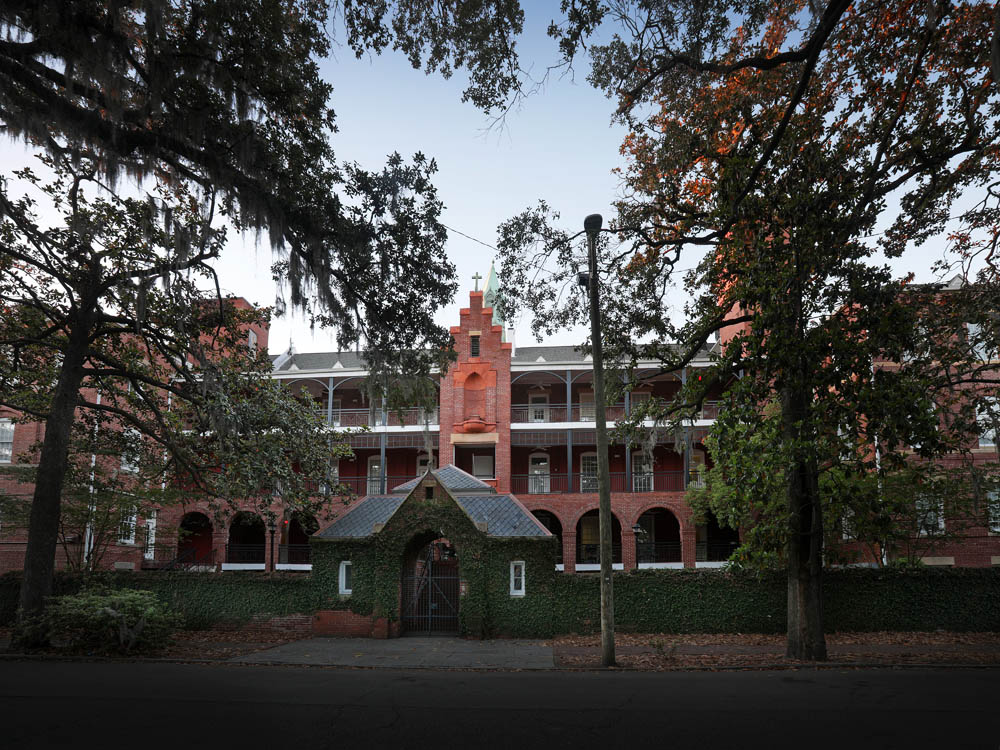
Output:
(401, 551), (459, 634)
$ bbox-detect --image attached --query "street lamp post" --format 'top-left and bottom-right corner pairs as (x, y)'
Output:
(581, 213), (616, 667)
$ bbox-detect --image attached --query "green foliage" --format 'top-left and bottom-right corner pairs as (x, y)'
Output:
(27, 588), (182, 655)
(2, 567), (997, 636)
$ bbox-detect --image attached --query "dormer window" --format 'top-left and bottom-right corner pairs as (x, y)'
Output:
(470, 334), (480, 357)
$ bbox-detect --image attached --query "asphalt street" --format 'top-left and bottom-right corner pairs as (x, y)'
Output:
(0, 661), (996, 749)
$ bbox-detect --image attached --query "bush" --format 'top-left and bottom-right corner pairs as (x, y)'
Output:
(34, 588), (182, 654)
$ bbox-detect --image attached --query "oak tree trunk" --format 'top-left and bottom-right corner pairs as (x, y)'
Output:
(782, 385), (827, 660)
(16, 325), (89, 632)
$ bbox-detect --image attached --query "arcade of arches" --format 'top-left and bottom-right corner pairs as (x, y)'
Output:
(527, 506), (739, 571)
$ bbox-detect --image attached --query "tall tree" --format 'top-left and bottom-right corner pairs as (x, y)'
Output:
(0, 155), (341, 627)
(499, 0), (1000, 659)
(0, 0), (533, 622)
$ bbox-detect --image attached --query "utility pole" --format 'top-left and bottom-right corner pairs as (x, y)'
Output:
(581, 213), (615, 667)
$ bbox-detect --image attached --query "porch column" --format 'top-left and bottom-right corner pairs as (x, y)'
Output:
(565, 370), (573, 492)
(563, 532), (577, 574)
(622, 527), (637, 570)
(682, 368), (690, 489)
(681, 525), (697, 569)
(624, 373), (631, 491)
(379, 397), (387, 493)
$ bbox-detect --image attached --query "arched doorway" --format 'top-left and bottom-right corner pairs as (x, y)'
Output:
(635, 507), (681, 564)
(281, 511), (317, 564)
(576, 509), (622, 565)
(696, 511), (740, 562)
(400, 533), (460, 634)
(531, 510), (562, 564)
(177, 512), (213, 565)
(227, 511), (265, 564)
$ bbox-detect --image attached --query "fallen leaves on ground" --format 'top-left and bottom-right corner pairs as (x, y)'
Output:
(549, 631), (1000, 670)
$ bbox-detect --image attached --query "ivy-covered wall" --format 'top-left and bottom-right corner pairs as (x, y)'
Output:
(0, 570), (344, 629)
(2, 566), (998, 635)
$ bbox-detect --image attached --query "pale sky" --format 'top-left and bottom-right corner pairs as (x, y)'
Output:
(0, 2), (959, 356)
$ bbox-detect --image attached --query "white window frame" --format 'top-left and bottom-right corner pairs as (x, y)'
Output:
(978, 398), (997, 449)
(417, 453), (435, 474)
(118, 506), (138, 545)
(579, 392), (595, 422)
(0, 418), (13, 463)
(916, 495), (945, 536)
(367, 456), (383, 495)
(509, 560), (526, 597)
(528, 393), (549, 423)
(322, 460), (340, 496)
(338, 560), (353, 595)
(632, 452), (653, 492)
(472, 453), (495, 480)
(120, 428), (141, 474)
(248, 328), (258, 351)
(580, 452), (598, 492)
(144, 509), (158, 560)
(967, 322), (992, 361)
(329, 397), (342, 427)
(987, 490), (1000, 535)
(528, 452), (551, 494)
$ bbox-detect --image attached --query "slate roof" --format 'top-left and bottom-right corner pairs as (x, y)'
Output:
(273, 351), (369, 372)
(314, 495), (404, 539)
(391, 465), (492, 494)
(454, 494), (551, 537)
(272, 344), (717, 372)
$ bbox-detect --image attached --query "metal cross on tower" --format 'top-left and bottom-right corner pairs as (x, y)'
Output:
(472, 272), (482, 291)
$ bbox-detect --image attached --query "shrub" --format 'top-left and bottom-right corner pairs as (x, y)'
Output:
(37, 588), (182, 654)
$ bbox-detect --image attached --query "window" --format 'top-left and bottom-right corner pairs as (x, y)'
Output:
(417, 454), (435, 474)
(118, 507), (137, 545)
(967, 323), (992, 361)
(579, 393), (595, 422)
(529, 394), (549, 423)
(120, 428), (140, 473)
(329, 398), (342, 427)
(470, 335), (480, 357)
(988, 491), (1000, 535)
(580, 453), (598, 492)
(338, 560), (353, 595)
(529, 453), (550, 494)
(632, 452), (652, 492)
(509, 561), (525, 596)
(367, 456), (383, 495)
(0, 419), (13, 463)
(472, 454), (494, 479)
(248, 328), (258, 351)
(322, 460), (340, 496)
(978, 398), (997, 449)
(144, 510), (158, 560)
(916, 494), (945, 536)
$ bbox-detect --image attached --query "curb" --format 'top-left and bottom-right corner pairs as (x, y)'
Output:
(2, 651), (999, 673)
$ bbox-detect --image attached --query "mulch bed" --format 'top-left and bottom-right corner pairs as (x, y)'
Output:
(550, 632), (1000, 669)
(0, 626), (308, 661)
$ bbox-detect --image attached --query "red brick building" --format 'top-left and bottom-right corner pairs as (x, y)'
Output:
(1, 278), (998, 573)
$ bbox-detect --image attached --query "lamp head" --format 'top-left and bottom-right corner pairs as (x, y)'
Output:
(584, 213), (603, 238)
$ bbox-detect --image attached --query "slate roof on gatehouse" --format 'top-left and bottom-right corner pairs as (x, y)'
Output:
(391, 465), (492, 494)
(454, 494), (551, 538)
(314, 495), (404, 539)
(315, 464), (551, 540)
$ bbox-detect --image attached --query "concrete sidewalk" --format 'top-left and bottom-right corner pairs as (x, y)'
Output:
(231, 636), (555, 669)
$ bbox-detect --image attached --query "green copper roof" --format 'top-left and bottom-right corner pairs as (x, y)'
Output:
(482, 262), (505, 339)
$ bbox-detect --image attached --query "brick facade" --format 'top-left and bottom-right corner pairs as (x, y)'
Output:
(1, 287), (998, 576)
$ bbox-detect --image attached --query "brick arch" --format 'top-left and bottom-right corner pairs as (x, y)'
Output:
(629, 498), (693, 533)
(566, 504), (625, 532)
